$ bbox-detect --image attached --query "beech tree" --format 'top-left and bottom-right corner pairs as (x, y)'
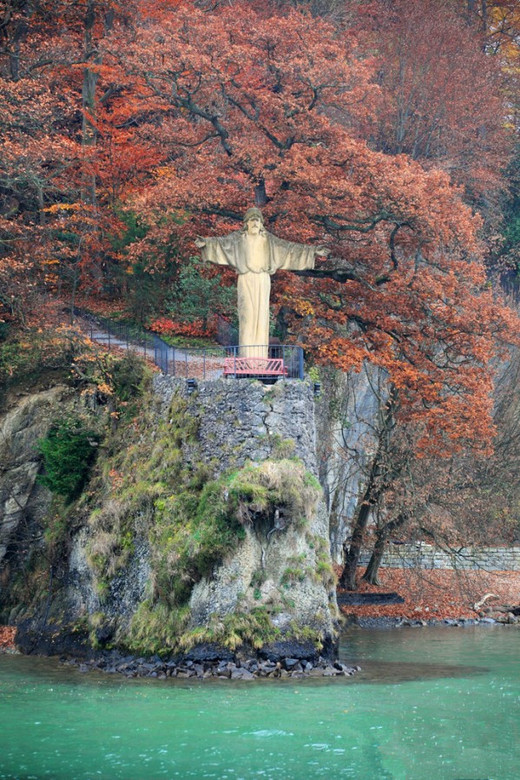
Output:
(102, 0), (515, 415)
(356, 0), (510, 207)
(0, 0), (158, 323)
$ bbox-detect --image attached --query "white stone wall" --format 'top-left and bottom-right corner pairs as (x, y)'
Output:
(358, 542), (520, 571)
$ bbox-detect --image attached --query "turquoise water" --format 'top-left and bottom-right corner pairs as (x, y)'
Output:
(1, 625), (519, 779)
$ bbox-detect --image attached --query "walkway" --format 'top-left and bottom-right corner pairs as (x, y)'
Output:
(76, 313), (304, 380)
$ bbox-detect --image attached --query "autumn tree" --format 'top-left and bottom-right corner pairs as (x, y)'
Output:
(0, 0), (165, 325)
(290, 0), (518, 585)
(356, 0), (510, 209)
(101, 10), (515, 396)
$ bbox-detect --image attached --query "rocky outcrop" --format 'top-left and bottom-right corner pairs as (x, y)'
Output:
(0, 387), (71, 566)
(316, 365), (383, 563)
(152, 377), (338, 658)
(12, 376), (339, 666)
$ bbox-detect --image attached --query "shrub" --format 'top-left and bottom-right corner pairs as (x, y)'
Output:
(37, 417), (100, 502)
(166, 256), (236, 329)
(111, 352), (149, 402)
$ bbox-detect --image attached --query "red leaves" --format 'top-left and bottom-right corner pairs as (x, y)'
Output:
(0, 626), (16, 651)
(360, 0), (511, 201)
(338, 568), (520, 620)
(149, 316), (216, 338)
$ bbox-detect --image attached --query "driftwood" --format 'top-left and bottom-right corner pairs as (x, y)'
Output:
(473, 593), (520, 621)
(473, 593), (500, 612)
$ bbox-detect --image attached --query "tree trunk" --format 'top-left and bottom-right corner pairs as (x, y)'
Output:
(339, 498), (373, 590)
(254, 179), (268, 207)
(362, 531), (387, 585)
(7, 7), (30, 82)
(481, 0), (487, 33)
(362, 513), (408, 585)
(339, 385), (399, 591)
(339, 440), (386, 590)
(81, 0), (99, 204)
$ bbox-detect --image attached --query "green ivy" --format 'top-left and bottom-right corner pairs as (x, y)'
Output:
(37, 417), (100, 503)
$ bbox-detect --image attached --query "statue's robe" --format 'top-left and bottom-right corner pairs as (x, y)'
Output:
(200, 230), (316, 357)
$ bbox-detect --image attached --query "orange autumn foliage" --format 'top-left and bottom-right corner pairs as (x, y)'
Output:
(97, 0), (519, 455)
(150, 316), (216, 339)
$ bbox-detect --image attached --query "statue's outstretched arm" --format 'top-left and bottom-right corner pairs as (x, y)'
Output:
(274, 234), (329, 256)
(269, 233), (328, 271)
(195, 232), (243, 269)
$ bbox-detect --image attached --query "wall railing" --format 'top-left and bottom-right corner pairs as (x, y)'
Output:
(80, 314), (304, 381)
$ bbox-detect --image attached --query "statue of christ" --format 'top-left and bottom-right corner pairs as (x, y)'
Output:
(195, 208), (327, 358)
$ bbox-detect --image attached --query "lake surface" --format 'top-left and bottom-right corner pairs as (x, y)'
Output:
(1, 625), (519, 779)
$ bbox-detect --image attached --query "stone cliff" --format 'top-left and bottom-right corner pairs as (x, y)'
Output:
(0, 387), (69, 566)
(316, 365), (383, 563)
(1, 373), (339, 665)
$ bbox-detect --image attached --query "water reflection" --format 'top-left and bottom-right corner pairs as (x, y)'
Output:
(346, 659), (488, 684)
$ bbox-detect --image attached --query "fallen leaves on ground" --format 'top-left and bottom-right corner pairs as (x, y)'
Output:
(0, 626), (16, 651)
(338, 567), (520, 620)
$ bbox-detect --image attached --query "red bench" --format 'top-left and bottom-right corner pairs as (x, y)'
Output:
(223, 357), (287, 377)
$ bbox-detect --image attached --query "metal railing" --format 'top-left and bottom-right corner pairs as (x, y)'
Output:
(80, 314), (304, 381)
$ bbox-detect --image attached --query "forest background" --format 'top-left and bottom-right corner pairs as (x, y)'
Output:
(2, 0), (520, 590)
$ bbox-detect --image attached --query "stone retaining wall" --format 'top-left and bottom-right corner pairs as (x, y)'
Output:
(154, 375), (318, 473)
(358, 542), (520, 571)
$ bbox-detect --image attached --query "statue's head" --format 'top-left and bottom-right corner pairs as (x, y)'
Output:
(242, 207), (265, 235)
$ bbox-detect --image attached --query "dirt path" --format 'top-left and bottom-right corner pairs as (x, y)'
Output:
(75, 315), (227, 379)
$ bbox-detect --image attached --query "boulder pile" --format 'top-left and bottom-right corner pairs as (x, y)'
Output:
(63, 652), (360, 680)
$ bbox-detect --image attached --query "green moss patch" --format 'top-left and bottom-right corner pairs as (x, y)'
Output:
(151, 475), (247, 606)
(226, 458), (321, 528)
